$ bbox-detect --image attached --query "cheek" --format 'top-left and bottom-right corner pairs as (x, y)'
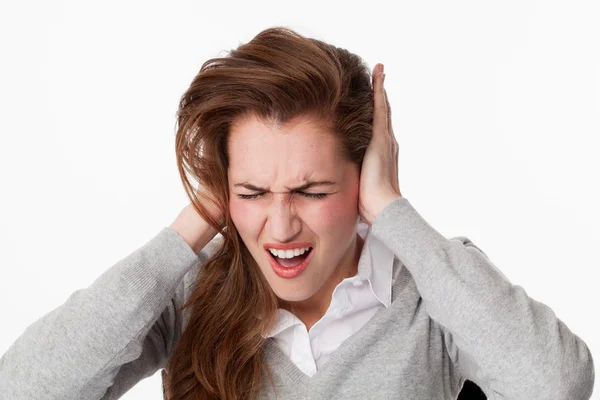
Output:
(307, 190), (359, 232)
(229, 198), (263, 237)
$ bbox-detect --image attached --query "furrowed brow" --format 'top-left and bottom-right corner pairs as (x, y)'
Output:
(234, 180), (336, 192)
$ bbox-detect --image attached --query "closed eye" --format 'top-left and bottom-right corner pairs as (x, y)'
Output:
(237, 192), (328, 200)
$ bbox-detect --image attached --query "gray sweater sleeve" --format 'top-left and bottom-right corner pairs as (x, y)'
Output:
(0, 227), (210, 399)
(370, 196), (595, 399)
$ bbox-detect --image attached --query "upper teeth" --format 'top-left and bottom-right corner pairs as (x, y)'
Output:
(268, 247), (311, 259)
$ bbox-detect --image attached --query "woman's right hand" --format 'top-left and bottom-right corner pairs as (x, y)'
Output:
(169, 201), (223, 254)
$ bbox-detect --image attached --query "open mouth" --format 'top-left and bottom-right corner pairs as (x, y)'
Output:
(267, 247), (313, 266)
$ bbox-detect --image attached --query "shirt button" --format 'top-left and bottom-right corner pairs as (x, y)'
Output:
(352, 280), (364, 287)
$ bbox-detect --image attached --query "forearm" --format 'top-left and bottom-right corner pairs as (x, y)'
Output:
(169, 204), (220, 255)
(0, 228), (200, 398)
(370, 197), (595, 399)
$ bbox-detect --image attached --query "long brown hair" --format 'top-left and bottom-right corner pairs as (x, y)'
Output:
(163, 26), (375, 399)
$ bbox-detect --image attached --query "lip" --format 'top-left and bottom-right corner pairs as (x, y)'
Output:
(266, 247), (314, 279)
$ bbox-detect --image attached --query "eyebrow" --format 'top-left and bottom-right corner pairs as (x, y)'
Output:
(233, 180), (337, 192)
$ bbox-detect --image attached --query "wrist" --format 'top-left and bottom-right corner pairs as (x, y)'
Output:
(373, 193), (402, 222)
(169, 213), (219, 254)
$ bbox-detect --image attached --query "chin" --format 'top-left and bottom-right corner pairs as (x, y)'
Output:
(269, 281), (320, 303)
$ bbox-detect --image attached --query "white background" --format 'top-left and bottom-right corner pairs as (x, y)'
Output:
(1, 0), (598, 398)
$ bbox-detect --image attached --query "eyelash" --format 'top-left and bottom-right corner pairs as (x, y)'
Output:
(237, 192), (328, 200)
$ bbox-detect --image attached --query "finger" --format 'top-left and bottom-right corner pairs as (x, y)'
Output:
(382, 87), (397, 155)
(383, 88), (392, 136)
(372, 64), (387, 135)
(382, 84), (400, 194)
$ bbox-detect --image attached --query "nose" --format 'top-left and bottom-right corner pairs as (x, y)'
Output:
(267, 193), (302, 242)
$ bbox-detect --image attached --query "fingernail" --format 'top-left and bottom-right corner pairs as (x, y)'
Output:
(376, 64), (384, 75)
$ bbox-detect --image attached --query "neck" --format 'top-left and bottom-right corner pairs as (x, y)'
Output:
(284, 232), (364, 331)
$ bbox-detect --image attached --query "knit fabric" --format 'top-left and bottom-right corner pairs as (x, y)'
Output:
(264, 218), (399, 377)
(0, 197), (594, 399)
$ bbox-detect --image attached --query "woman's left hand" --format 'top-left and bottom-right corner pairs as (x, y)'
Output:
(358, 63), (402, 226)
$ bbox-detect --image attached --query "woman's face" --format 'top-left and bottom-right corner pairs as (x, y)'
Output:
(228, 113), (361, 303)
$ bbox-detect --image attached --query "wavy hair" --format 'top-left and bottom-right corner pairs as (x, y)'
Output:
(163, 26), (375, 399)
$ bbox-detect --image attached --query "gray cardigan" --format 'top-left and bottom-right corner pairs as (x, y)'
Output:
(0, 197), (595, 399)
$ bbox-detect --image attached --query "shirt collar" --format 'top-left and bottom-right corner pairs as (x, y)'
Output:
(266, 308), (303, 338)
(263, 220), (396, 339)
(356, 220), (395, 308)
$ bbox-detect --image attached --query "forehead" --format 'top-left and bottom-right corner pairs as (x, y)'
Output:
(227, 114), (344, 187)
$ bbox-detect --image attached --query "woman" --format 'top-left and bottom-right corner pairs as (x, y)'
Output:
(0, 27), (594, 399)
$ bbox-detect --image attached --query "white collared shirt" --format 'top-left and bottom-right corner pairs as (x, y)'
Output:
(266, 221), (401, 377)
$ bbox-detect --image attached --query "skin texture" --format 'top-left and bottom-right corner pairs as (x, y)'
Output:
(227, 113), (365, 327)
(225, 62), (401, 329)
(357, 65), (402, 225)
